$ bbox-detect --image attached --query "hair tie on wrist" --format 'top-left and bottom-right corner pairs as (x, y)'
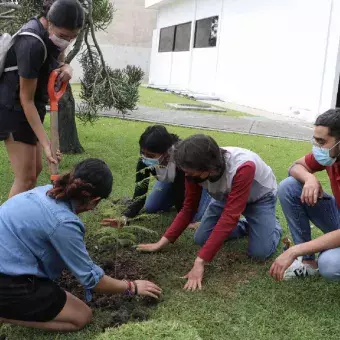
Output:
(133, 281), (138, 296)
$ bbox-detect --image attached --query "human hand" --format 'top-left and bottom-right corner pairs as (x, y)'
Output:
(43, 143), (58, 166)
(269, 248), (297, 281)
(100, 216), (128, 228)
(136, 242), (163, 252)
(183, 258), (205, 291)
(56, 149), (62, 163)
(136, 237), (169, 252)
(301, 176), (323, 206)
(56, 64), (73, 84)
(134, 280), (162, 299)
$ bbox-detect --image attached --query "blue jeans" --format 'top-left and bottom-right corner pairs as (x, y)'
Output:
(194, 193), (282, 260)
(145, 181), (212, 222)
(278, 177), (340, 280)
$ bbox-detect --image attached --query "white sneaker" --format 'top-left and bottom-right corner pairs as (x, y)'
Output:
(283, 259), (319, 280)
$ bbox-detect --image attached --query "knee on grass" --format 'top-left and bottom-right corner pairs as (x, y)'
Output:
(72, 307), (93, 331)
(194, 230), (208, 247)
(318, 250), (340, 281)
(145, 204), (160, 214)
(248, 246), (275, 261)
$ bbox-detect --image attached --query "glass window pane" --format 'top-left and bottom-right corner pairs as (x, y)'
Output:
(159, 26), (175, 52)
(194, 16), (219, 48)
(174, 22), (191, 52)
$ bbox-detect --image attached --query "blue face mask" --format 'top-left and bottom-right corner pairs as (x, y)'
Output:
(312, 142), (340, 166)
(142, 156), (160, 167)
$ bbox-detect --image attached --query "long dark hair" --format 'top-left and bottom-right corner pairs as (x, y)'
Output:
(139, 125), (179, 154)
(47, 158), (113, 203)
(174, 134), (226, 172)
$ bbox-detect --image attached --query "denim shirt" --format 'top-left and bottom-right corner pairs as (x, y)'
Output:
(0, 185), (104, 300)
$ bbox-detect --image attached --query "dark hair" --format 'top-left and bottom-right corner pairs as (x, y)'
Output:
(41, 0), (55, 17)
(139, 125), (179, 154)
(315, 109), (340, 139)
(47, 0), (84, 30)
(174, 134), (225, 172)
(47, 158), (113, 203)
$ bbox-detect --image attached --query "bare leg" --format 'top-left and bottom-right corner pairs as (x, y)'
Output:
(0, 292), (92, 332)
(35, 142), (43, 179)
(5, 136), (39, 198)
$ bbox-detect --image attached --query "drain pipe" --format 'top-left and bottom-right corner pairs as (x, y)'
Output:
(212, 0), (225, 97)
(187, 0), (197, 91)
(317, 0), (333, 117)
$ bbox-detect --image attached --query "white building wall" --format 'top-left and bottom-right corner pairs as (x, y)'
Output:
(216, 0), (332, 120)
(148, 0), (340, 121)
(149, 0), (195, 88)
(71, 0), (157, 83)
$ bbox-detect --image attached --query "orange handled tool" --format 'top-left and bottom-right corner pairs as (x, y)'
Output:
(48, 70), (68, 182)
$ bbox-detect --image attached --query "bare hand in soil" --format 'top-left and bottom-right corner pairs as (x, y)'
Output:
(136, 243), (163, 252)
(100, 217), (127, 228)
(135, 280), (162, 299)
(183, 260), (204, 291)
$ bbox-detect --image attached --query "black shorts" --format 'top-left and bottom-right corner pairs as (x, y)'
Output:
(0, 106), (46, 146)
(0, 274), (67, 322)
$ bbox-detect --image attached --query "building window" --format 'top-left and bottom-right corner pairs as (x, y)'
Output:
(159, 25), (175, 52)
(174, 22), (191, 52)
(159, 22), (192, 52)
(194, 16), (219, 48)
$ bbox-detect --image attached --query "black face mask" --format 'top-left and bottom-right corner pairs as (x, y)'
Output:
(207, 174), (221, 183)
(185, 176), (208, 184)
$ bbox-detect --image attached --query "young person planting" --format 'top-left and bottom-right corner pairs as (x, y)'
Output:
(138, 134), (282, 290)
(0, 159), (161, 332)
(101, 125), (211, 228)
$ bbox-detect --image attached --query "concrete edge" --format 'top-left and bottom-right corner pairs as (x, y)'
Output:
(100, 113), (310, 142)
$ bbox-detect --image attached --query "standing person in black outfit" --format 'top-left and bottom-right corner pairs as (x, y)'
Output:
(101, 125), (212, 228)
(0, 0), (84, 198)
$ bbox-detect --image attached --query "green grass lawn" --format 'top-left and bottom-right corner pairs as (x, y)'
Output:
(1, 118), (338, 340)
(71, 84), (248, 118)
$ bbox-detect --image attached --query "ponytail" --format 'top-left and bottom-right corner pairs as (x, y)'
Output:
(47, 158), (113, 203)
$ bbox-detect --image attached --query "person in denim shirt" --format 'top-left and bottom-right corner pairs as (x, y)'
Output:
(0, 158), (161, 332)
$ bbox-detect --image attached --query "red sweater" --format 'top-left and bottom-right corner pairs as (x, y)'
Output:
(163, 162), (256, 262)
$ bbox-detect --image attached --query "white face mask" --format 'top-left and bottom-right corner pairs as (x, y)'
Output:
(49, 34), (70, 51)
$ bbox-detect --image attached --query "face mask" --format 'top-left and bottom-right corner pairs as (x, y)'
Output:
(185, 175), (208, 184)
(142, 156), (160, 167)
(312, 141), (340, 166)
(49, 34), (70, 51)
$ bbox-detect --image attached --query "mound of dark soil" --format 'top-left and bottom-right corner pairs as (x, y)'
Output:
(57, 249), (160, 328)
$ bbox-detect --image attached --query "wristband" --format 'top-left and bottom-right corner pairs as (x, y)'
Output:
(123, 280), (133, 296)
(133, 281), (138, 296)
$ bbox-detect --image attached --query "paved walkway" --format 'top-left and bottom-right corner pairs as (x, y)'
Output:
(101, 105), (313, 141)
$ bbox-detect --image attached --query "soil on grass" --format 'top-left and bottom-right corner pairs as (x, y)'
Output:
(57, 249), (160, 329)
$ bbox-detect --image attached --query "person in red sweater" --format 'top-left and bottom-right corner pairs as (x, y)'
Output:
(270, 109), (340, 281)
(138, 134), (282, 290)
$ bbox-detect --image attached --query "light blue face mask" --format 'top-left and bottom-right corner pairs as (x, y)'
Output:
(312, 141), (340, 166)
(141, 156), (160, 167)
